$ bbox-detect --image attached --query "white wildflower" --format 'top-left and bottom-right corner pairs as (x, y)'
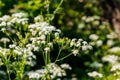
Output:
(88, 71), (103, 78)
(89, 34), (99, 41)
(0, 48), (10, 55)
(108, 47), (120, 53)
(1, 28), (6, 32)
(60, 63), (72, 70)
(0, 15), (10, 21)
(82, 41), (87, 45)
(78, 23), (85, 29)
(0, 37), (10, 43)
(102, 55), (119, 64)
(82, 45), (92, 51)
(9, 44), (16, 48)
(82, 45), (88, 51)
(44, 47), (50, 53)
(27, 71), (40, 79)
(90, 62), (103, 68)
(107, 32), (118, 39)
(54, 32), (60, 37)
(96, 40), (103, 47)
(0, 21), (6, 26)
(107, 40), (114, 46)
(12, 12), (26, 18)
(72, 49), (79, 56)
(111, 63), (120, 71)
(56, 29), (61, 33)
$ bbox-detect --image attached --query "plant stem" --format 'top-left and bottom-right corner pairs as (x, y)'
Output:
(54, 47), (62, 63)
(53, 0), (63, 15)
(55, 53), (73, 62)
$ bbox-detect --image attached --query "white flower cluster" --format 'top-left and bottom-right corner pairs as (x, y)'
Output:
(87, 71), (103, 78)
(0, 12), (28, 35)
(81, 16), (100, 23)
(70, 38), (92, 56)
(27, 63), (71, 79)
(0, 37), (10, 43)
(107, 32), (118, 39)
(60, 63), (72, 70)
(89, 34), (103, 47)
(0, 43), (36, 67)
(102, 54), (120, 77)
(102, 54), (119, 64)
(29, 22), (61, 36)
(26, 22), (61, 52)
(89, 34), (99, 41)
(107, 40), (114, 47)
(90, 61), (103, 68)
(108, 47), (120, 53)
(0, 13), (28, 27)
(0, 13), (93, 79)
(111, 63), (120, 71)
(0, 47), (10, 56)
(106, 32), (118, 47)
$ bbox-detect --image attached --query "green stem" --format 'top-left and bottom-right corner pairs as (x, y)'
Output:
(53, 0), (63, 15)
(55, 53), (73, 62)
(6, 65), (11, 80)
(4, 58), (11, 80)
(46, 0), (50, 14)
(45, 34), (51, 65)
(48, 51), (50, 64)
(45, 52), (48, 65)
(39, 44), (46, 65)
(54, 47), (62, 63)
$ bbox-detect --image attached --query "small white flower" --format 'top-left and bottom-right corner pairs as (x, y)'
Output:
(82, 41), (87, 45)
(60, 63), (72, 70)
(1, 28), (6, 32)
(82, 45), (88, 51)
(0, 21), (6, 26)
(27, 71), (40, 79)
(111, 63), (120, 71)
(90, 62), (103, 68)
(1, 15), (10, 21)
(88, 71), (103, 78)
(72, 49), (79, 56)
(108, 47), (120, 53)
(78, 23), (85, 29)
(107, 40), (114, 46)
(0, 37), (10, 43)
(44, 47), (50, 53)
(102, 55), (118, 64)
(9, 44), (16, 48)
(54, 32), (60, 37)
(0, 48), (10, 55)
(12, 12), (26, 18)
(89, 34), (99, 41)
(96, 40), (103, 47)
(107, 32), (118, 39)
